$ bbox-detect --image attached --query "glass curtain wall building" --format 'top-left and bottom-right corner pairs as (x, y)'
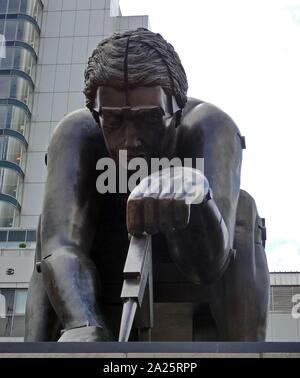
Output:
(0, 0), (149, 230)
(0, 0), (150, 341)
(0, 0), (43, 227)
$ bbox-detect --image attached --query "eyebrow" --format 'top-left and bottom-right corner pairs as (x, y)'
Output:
(100, 106), (165, 111)
(99, 106), (168, 116)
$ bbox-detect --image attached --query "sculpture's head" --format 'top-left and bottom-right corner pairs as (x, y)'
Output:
(84, 28), (188, 163)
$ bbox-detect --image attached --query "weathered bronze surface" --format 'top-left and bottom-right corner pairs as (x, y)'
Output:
(25, 29), (269, 342)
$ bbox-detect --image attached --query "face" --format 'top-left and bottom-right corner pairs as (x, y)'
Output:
(99, 86), (176, 164)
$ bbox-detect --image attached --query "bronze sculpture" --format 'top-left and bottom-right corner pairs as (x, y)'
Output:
(25, 29), (269, 342)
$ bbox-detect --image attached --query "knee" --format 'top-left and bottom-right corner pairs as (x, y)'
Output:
(41, 246), (87, 274)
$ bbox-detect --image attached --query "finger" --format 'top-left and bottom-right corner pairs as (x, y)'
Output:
(173, 199), (190, 230)
(143, 197), (159, 235)
(127, 199), (144, 237)
(158, 198), (174, 233)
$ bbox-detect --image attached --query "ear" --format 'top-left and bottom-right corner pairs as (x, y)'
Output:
(91, 109), (100, 125)
(175, 109), (182, 127)
(169, 95), (182, 127)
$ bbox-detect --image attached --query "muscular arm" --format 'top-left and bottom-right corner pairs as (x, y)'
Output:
(167, 102), (243, 284)
(127, 101), (243, 285)
(40, 109), (112, 340)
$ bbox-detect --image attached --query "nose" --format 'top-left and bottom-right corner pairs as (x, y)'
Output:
(124, 120), (141, 149)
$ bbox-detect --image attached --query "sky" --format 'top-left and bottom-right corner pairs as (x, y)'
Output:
(120, 0), (300, 271)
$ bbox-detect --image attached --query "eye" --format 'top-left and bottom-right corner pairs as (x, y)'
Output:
(147, 112), (161, 124)
(135, 113), (147, 124)
(103, 114), (122, 129)
(136, 111), (162, 126)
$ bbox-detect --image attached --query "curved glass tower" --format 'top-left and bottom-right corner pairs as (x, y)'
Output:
(0, 0), (43, 227)
(0, 0), (152, 342)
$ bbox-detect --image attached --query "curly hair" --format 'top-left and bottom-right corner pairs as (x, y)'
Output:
(83, 28), (188, 112)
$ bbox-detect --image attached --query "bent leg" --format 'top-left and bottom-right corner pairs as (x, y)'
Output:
(25, 215), (61, 341)
(25, 269), (61, 341)
(209, 191), (270, 340)
(40, 109), (114, 341)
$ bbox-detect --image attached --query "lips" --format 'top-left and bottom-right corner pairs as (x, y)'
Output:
(112, 149), (148, 163)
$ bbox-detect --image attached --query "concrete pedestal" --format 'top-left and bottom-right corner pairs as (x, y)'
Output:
(0, 342), (300, 358)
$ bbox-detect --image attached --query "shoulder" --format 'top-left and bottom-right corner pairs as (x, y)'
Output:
(48, 108), (105, 157)
(176, 98), (243, 157)
(181, 98), (241, 135)
(51, 108), (100, 139)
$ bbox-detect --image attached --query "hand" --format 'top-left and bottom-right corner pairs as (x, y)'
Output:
(127, 167), (209, 237)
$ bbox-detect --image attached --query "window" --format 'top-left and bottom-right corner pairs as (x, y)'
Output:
(0, 229), (36, 247)
(20, 0), (43, 24)
(26, 230), (36, 242)
(0, 137), (7, 159)
(4, 0), (43, 26)
(3, 18), (39, 51)
(0, 76), (11, 98)
(16, 18), (39, 50)
(17, 47), (35, 76)
(4, 19), (18, 40)
(11, 76), (33, 108)
(8, 0), (21, 13)
(0, 47), (14, 70)
(0, 1), (8, 14)
(0, 230), (8, 242)
(0, 20), (4, 34)
(0, 289), (28, 337)
(0, 289), (14, 315)
(269, 286), (300, 313)
(0, 201), (18, 227)
(0, 46), (36, 76)
(0, 293), (6, 317)
(8, 229), (25, 241)
(14, 289), (27, 314)
(0, 75), (33, 109)
(20, 0), (27, 13)
(0, 107), (5, 127)
(0, 105), (29, 135)
(0, 166), (24, 201)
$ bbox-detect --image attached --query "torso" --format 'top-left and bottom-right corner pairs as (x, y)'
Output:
(90, 98), (207, 285)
